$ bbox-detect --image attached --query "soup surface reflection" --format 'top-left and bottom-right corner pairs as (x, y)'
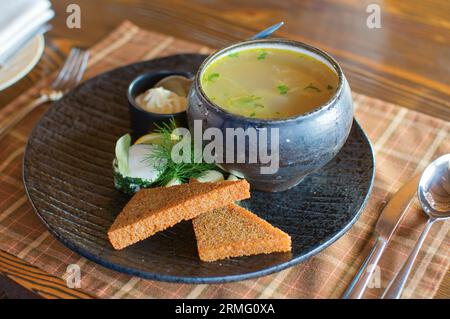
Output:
(201, 47), (339, 119)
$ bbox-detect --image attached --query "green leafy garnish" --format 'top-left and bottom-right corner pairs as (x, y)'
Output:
(257, 50), (267, 60)
(327, 85), (333, 90)
(147, 120), (216, 186)
(277, 84), (289, 95)
(229, 95), (264, 109)
(249, 112), (256, 117)
(304, 83), (322, 92)
(207, 73), (220, 82)
(228, 52), (239, 58)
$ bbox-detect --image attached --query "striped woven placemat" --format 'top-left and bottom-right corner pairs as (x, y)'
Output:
(0, 21), (448, 299)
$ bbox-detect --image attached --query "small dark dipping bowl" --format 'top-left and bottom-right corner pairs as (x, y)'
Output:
(127, 71), (191, 139)
(187, 39), (354, 192)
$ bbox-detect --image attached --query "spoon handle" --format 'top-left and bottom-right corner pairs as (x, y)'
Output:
(249, 22), (285, 40)
(381, 219), (434, 299)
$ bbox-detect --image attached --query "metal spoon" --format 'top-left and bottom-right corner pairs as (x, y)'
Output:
(382, 153), (450, 299)
(154, 22), (285, 94)
(249, 21), (285, 40)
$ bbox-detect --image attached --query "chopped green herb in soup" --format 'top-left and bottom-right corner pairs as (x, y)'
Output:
(277, 84), (289, 95)
(257, 50), (268, 60)
(201, 47), (338, 119)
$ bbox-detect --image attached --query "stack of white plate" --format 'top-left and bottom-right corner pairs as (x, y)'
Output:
(0, 0), (54, 91)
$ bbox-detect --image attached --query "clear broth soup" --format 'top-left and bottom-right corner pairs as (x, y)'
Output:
(201, 46), (339, 119)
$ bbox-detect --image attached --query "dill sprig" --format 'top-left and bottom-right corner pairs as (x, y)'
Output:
(146, 120), (217, 186)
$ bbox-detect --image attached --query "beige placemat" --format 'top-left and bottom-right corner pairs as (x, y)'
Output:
(0, 21), (448, 299)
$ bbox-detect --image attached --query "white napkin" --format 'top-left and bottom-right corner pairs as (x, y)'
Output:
(0, 0), (54, 62)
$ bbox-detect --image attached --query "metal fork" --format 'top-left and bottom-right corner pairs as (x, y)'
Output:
(0, 48), (89, 139)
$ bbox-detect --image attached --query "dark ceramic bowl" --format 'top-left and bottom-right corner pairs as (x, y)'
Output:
(127, 71), (192, 139)
(187, 39), (354, 192)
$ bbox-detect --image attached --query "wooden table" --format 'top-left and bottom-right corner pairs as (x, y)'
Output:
(0, 0), (448, 299)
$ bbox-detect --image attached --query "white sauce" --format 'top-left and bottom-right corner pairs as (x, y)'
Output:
(135, 87), (187, 114)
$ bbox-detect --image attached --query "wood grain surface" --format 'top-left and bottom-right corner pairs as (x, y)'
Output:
(0, 0), (448, 298)
(0, 250), (92, 299)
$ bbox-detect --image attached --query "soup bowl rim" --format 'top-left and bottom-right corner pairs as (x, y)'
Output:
(194, 38), (345, 124)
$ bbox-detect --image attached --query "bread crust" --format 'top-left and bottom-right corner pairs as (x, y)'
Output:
(108, 180), (250, 250)
(192, 203), (291, 262)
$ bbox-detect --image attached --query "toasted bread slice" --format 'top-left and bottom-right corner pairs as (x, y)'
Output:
(192, 203), (291, 262)
(108, 180), (250, 249)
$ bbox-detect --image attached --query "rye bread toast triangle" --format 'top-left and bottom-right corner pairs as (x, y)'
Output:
(192, 203), (291, 262)
(108, 180), (250, 250)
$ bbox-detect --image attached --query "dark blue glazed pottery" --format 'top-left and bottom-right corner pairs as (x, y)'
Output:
(187, 39), (354, 192)
(127, 71), (192, 139)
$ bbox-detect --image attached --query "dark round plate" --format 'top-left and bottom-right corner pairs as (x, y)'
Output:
(23, 54), (375, 283)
